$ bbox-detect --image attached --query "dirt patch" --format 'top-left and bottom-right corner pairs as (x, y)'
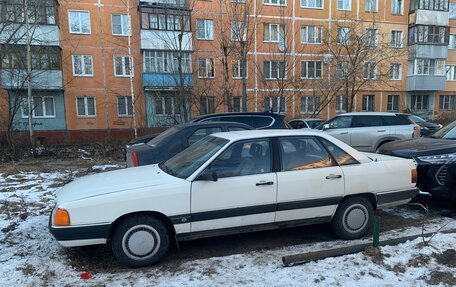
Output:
(434, 249), (456, 268)
(425, 271), (456, 286)
(363, 246), (384, 265)
(407, 254), (431, 267)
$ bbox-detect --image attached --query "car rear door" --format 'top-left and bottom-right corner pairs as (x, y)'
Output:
(385, 115), (418, 140)
(350, 116), (388, 151)
(275, 136), (345, 224)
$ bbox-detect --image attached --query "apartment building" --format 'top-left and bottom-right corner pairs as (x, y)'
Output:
(0, 0), (455, 144)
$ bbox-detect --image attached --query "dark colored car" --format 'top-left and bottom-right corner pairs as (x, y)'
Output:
(126, 122), (253, 167)
(288, 118), (324, 129)
(378, 120), (456, 200)
(192, 112), (289, 129)
(405, 114), (443, 136)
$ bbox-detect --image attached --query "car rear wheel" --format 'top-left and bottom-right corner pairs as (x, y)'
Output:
(111, 215), (170, 267)
(331, 197), (373, 239)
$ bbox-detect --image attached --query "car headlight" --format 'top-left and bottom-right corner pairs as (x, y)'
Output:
(417, 153), (456, 164)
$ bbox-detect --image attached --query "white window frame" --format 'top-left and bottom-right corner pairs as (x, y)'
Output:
(337, 27), (351, 45)
(363, 62), (377, 79)
(114, 55), (134, 77)
(264, 96), (286, 113)
(365, 0), (378, 12)
(300, 96), (321, 114)
(21, 96), (56, 118)
(233, 96), (244, 112)
(263, 61), (286, 80)
(232, 59), (248, 79)
(300, 0), (323, 9)
(337, 0), (351, 10)
(362, 95), (375, 112)
(196, 19), (214, 40)
(155, 96), (178, 115)
(231, 21), (247, 42)
(365, 28), (378, 47)
(72, 55), (93, 77)
(446, 65), (456, 80)
(335, 95), (348, 113)
(263, 0), (286, 6)
(336, 61), (349, 78)
(387, 95), (399, 111)
(68, 10), (91, 34)
(391, 0), (403, 15)
(390, 63), (402, 80)
(76, 96), (96, 117)
(198, 58), (215, 78)
(391, 30), (403, 48)
(301, 60), (323, 79)
(111, 14), (130, 36)
(143, 50), (192, 74)
(117, 96), (133, 117)
(439, 95), (456, 110)
(449, 34), (456, 49)
(263, 23), (284, 43)
(301, 25), (323, 44)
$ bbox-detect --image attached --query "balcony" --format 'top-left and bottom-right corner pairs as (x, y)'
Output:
(143, 73), (193, 89)
(409, 10), (449, 26)
(409, 45), (448, 59)
(1, 69), (63, 90)
(140, 0), (188, 7)
(141, 30), (192, 50)
(406, 75), (446, 91)
(0, 23), (59, 46)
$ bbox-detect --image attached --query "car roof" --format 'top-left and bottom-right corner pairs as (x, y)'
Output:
(338, 112), (398, 116)
(290, 118), (323, 121)
(212, 129), (325, 141)
(193, 112), (284, 121)
(178, 121), (253, 129)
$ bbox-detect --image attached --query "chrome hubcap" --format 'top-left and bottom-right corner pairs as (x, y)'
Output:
(122, 225), (160, 260)
(342, 204), (368, 233)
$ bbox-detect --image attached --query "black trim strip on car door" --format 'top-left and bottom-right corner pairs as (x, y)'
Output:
(376, 188), (419, 205)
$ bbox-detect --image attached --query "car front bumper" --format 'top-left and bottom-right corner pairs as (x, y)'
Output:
(416, 161), (456, 200)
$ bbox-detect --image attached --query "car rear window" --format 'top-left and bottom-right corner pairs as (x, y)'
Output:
(352, 116), (383, 127)
(252, 116), (274, 128)
(383, 115), (411, 126)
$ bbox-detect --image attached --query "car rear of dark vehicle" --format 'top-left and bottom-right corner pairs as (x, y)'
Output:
(193, 112), (289, 129)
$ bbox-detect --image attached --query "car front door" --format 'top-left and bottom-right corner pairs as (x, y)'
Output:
(323, 116), (353, 145)
(190, 139), (277, 232)
(275, 136), (345, 223)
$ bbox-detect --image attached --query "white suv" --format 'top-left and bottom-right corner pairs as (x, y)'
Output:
(320, 112), (421, 152)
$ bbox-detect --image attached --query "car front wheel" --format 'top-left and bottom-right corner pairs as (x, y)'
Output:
(331, 197), (373, 240)
(111, 215), (170, 268)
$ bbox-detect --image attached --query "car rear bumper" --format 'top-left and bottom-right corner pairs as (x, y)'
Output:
(376, 188), (420, 208)
(417, 162), (456, 200)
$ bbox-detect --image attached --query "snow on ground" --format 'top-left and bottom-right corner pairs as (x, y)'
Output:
(0, 169), (455, 287)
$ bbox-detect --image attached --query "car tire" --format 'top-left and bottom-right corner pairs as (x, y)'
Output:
(111, 215), (170, 268)
(331, 197), (373, 240)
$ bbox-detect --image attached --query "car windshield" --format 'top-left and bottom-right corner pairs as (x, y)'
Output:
(430, 121), (456, 139)
(159, 136), (229, 179)
(147, 127), (180, 147)
(409, 115), (426, 123)
(308, 120), (323, 128)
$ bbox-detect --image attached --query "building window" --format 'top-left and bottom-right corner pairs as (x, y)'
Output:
(155, 96), (177, 115)
(300, 0), (323, 8)
(141, 12), (190, 32)
(232, 60), (247, 79)
(200, 97), (216, 115)
(411, 95), (429, 111)
(450, 3), (456, 19)
(143, 50), (191, 73)
(231, 21), (247, 42)
(21, 96), (55, 118)
(391, 30), (403, 48)
(198, 58), (215, 78)
(449, 35), (456, 49)
(112, 14), (129, 36)
(336, 95), (348, 113)
(301, 96), (321, 114)
(196, 19), (214, 40)
(76, 97), (96, 117)
(362, 95), (375, 112)
(69, 10), (91, 34)
(72, 55), (93, 76)
(390, 63), (402, 80)
(1, 1), (56, 24)
(365, 0), (377, 12)
(337, 27), (351, 45)
(1, 46), (60, 70)
(411, 0), (449, 12)
(233, 97), (244, 112)
(387, 95), (399, 111)
(365, 29), (378, 46)
(114, 56), (133, 77)
(409, 25), (448, 45)
(363, 62), (377, 79)
(337, 0), (351, 10)
(391, 0), (403, 14)
(415, 59), (445, 75)
(301, 61), (322, 79)
(263, 61), (286, 79)
(446, 65), (456, 80)
(264, 0), (286, 5)
(301, 26), (323, 44)
(336, 61), (349, 78)
(264, 23), (285, 42)
(264, 96), (286, 113)
(439, 95), (456, 110)
(117, 96), (133, 116)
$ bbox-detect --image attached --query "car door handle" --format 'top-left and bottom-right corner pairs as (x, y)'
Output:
(339, 132), (348, 134)
(256, 181), (274, 186)
(326, 174), (342, 180)
(377, 130), (386, 132)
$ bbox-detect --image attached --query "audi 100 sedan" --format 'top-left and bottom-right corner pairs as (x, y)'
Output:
(50, 130), (418, 267)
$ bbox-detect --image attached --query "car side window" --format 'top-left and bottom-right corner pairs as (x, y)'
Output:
(290, 121), (305, 129)
(188, 128), (222, 145)
(227, 126), (250, 132)
(382, 115), (411, 126)
(328, 116), (352, 129)
(220, 116), (254, 127)
(319, 137), (359, 166)
(252, 117), (274, 129)
(279, 137), (333, 171)
(352, 116), (383, 127)
(208, 140), (271, 178)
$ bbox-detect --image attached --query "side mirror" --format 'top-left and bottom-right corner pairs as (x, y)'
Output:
(322, 124), (330, 131)
(196, 170), (218, 182)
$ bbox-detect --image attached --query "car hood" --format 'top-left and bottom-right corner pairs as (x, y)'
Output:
(56, 164), (180, 204)
(379, 138), (456, 158)
(418, 122), (441, 129)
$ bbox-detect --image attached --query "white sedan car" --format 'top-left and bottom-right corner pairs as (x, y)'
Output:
(49, 130), (418, 267)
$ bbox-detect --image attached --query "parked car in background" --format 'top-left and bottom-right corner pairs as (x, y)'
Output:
(317, 112), (421, 152)
(378, 120), (456, 200)
(404, 114), (443, 136)
(192, 112), (289, 129)
(289, 118), (324, 129)
(126, 122), (252, 167)
(50, 129), (418, 267)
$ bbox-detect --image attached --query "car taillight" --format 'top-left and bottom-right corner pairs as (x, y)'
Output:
(411, 169), (417, 184)
(131, 151), (139, 167)
(414, 125), (420, 131)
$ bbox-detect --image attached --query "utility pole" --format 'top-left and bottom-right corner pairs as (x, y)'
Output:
(127, 0), (138, 138)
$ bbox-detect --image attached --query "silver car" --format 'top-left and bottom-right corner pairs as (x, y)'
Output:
(320, 112), (421, 152)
